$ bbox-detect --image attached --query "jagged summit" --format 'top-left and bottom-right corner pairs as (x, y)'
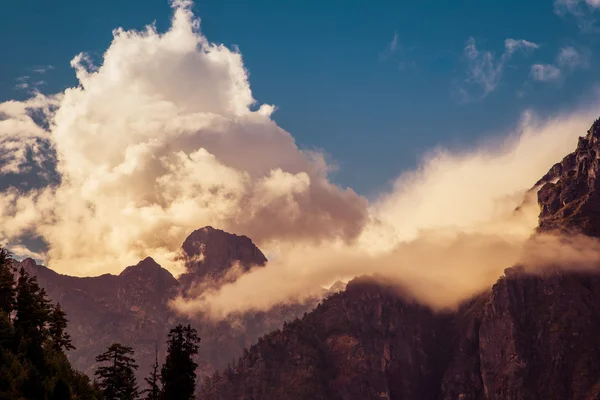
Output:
(119, 256), (178, 289)
(328, 280), (347, 293)
(537, 119), (600, 236)
(180, 226), (267, 283)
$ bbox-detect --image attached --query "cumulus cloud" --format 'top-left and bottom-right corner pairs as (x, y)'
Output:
(0, 1), (367, 276)
(530, 64), (562, 82)
(461, 37), (538, 100)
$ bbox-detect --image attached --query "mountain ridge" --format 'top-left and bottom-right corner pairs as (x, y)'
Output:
(199, 118), (600, 400)
(13, 226), (315, 384)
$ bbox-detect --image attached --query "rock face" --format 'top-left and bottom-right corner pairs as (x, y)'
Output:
(17, 227), (312, 385)
(200, 119), (600, 400)
(537, 118), (600, 236)
(180, 226), (267, 283)
(201, 271), (600, 400)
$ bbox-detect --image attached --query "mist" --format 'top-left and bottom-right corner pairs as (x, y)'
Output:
(1, 1), (600, 318)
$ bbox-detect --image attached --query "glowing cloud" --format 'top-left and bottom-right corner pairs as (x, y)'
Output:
(0, 1), (366, 276)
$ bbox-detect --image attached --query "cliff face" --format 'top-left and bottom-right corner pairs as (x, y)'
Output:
(537, 119), (600, 236)
(201, 278), (455, 400)
(201, 271), (600, 400)
(179, 226), (267, 286)
(201, 119), (600, 400)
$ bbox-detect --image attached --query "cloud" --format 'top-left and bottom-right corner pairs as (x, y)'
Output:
(526, 46), (588, 86)
(14, 75), (47, 93)
(554, 0), (600, 30)
(504, 39), (539, 55)
(461, 37), (538, 100)
(379, 31), (400, 62)
(2, 1), (600, 319)
(557, 46), (590, 70)
(31, 65), (55, 74)
(174, 109), (600, 318)
(530, 64), (562, 82)
(389, 32), (399, 53)
(0, 0), (367, 276)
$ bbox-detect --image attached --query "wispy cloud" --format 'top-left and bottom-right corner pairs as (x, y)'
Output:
(530, 64), (562, 82)
(30, 65), (55, 74)
(554, 0), (600, 31)
(389, 32), (399, 53)
(379, 31), (418, 71)
(14, 75), (46, 92)
(557, 46), (590, 69)
(379, 31), (400, 62)
(460, 37), (538, 101)
(504, 39), (539, 55)
(528, 46), (589, 86)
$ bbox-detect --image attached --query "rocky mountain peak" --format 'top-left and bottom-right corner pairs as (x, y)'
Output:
(119, 256), (178, 288)
(19, 257), (37, 271)
(180, 226), (267, 283)
(537, 118), (600, 236)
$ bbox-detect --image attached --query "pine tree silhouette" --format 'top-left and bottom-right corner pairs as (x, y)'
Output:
(49, 303), (75, 352)
(14, 267), (52, 346)
(161, 324), (201, 400)
(142, 343), (161, 400)
(0, 249), (100, 398)
(0, 249), (15, 317)
(95, 343), (139, 400)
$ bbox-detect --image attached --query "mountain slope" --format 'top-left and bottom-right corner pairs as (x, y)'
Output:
(17, 228), (315, 384)
(201, 119), (600, 400)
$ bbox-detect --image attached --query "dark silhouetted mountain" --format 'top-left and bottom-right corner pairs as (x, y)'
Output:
(200, 119), (600, 400)
(16, 227), (314, 385)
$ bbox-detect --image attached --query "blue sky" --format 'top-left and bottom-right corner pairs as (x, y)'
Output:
(1, 0), (599, 196)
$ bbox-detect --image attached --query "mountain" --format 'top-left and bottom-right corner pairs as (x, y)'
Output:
(15, 227), (315, 384)
(200, 119), (600, 400)
(179, 226), (268, 286)
(537, 118), (600, 237)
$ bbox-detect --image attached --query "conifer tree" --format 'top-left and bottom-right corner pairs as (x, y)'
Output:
(14, 267), (52, 345)
(94, 343), (139, 400)
(49, 303), (75, 352)
(0, 249), (100, 399)
(0, 311), (13, 349)
(50, 378), (72, 400)
(160, 324), (201, 400)
(0, 249), (15, 316)
(142, 345), (161, 400)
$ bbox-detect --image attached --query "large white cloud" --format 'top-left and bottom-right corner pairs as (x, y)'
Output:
(0, 0), (367, 275)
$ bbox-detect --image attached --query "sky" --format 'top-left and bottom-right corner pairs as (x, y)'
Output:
(3, 0), (599, 196)
(2, 0), (600, 317)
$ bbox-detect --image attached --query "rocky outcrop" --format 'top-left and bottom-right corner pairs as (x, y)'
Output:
(179, 226), (267, 285)
(537, 118), (600, 236)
